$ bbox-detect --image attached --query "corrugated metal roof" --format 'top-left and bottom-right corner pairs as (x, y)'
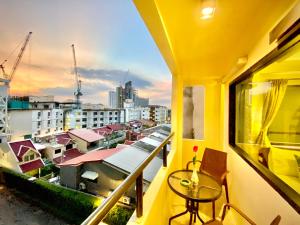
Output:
(104, 146), (162, 182)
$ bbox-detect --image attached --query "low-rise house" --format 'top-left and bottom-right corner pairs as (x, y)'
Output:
(59, 147), (123, 195)
(93, 124), (126, 148)
(59, 144), (162, 204)
(68, 128), (105, 152)
(43, 133), (83, 165)
(0, 139), (44, 176)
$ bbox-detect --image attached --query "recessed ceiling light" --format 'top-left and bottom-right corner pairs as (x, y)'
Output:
(201, 0), (216, 19)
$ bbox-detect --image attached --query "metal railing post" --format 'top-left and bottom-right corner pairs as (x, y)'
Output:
(136, 172), (143, 218)
(163, 144), (167, 167)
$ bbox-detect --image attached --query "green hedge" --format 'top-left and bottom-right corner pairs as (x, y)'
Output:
(2, 168), (99, 224)
(104, 205), (134, 225)
(2, 168), (134, 225)
(40, 163), (59, 177)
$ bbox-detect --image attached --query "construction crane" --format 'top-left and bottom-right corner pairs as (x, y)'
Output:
(0, 32), (32, 142)
(71, 44), (82, 109)
(0, 32), (32, 84)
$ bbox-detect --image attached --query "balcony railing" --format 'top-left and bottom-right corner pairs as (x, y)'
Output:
(81, 132), (174, 225)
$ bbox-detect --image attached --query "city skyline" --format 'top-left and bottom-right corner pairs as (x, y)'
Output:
(0, 0), (171, 107)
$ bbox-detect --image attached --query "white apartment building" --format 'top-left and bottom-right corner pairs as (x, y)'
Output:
(125, 107), (142, 122)
(151, 106), (168, 124)
(123, 102), (167, 124)
(65, 109), (125, 130)
(141, 108), (150, 120)
(9, 109), (64, 141)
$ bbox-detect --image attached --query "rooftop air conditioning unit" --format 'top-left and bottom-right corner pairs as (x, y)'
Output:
(120, 196), (130, 205)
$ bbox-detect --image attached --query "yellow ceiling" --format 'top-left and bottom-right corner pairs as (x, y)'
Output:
(133, 0), (298, 80)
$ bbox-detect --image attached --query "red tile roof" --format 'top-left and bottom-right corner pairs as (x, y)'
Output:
(19, 159), (44, 173)
(68, 128), (105, 142)
(59, 148), (122, 167)
(93, 127), (113, 136)
(107, 124), (124, 131)
(53, 148), (84, 164)
(8, 140), (37, 161)
(18, 146), (30, 158)
(56, 133), (73, 145)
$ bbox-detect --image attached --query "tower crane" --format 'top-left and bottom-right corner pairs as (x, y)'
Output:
(0, 32), (32, 85)
(71, 44), (82, 109)
(0, 32), (32, 142)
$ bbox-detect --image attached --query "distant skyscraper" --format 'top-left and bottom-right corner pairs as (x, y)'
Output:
(116, 86), (124, 108)
(135, 96), (149, 107)
(109, 91), (117, 108)
(125, 81), (133, 100)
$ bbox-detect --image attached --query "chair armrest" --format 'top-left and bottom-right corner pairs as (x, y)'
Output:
(221, 203), (257, 225)
(186, 160), (202, 170)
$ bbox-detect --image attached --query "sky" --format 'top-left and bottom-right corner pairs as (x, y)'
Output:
(0, 0), (172, 107)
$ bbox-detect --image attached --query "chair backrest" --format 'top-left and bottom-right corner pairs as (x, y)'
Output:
(200, 148), (227, 183)
(270, 215), (281, 225)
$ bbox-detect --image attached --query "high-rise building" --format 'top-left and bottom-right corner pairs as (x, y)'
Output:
(108, 91), (117, 108)
(125, 81), (133, 100)
(116, 86), (125, 108)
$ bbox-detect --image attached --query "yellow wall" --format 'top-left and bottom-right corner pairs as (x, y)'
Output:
(223, 13), (300, 225)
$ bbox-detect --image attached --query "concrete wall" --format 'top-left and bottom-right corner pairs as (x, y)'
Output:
(83, 162), (136, 198)
(68, 133), (88, 152)
(60, 166), (80, 189)
(9, 110), (33, 141)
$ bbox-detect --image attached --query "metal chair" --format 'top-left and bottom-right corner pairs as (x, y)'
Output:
(203, 203), (281, 225)
(186, 148), (229, 203)
(186, 148), (229, 218)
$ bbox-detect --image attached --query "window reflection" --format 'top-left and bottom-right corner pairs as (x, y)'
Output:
(235, 42), (300, 194)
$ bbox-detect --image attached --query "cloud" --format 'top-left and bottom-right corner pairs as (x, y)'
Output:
(43, 87), (74, 97)
(77, 67), (152, 88)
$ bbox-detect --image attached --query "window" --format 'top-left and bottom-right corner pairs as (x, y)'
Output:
(93, 112), (97, 115)
(24, 153), (35, 162)
(100, 112), (104, 115)
(82, 118), (87, 122)
(55, 149), (61, 154)
(29, 154), (34, 160)
(93, 118), (97, 121)
(229, 37), (300, 212)
(83, 112), (87, 115)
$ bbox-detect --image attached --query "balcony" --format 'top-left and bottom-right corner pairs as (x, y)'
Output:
(79, 1), (300, 225)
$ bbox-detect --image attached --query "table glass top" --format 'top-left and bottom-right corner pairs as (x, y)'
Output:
(168, 170), (222, 202)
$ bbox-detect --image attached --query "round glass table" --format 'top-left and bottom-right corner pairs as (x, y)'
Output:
(168, 169), (222, 225)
